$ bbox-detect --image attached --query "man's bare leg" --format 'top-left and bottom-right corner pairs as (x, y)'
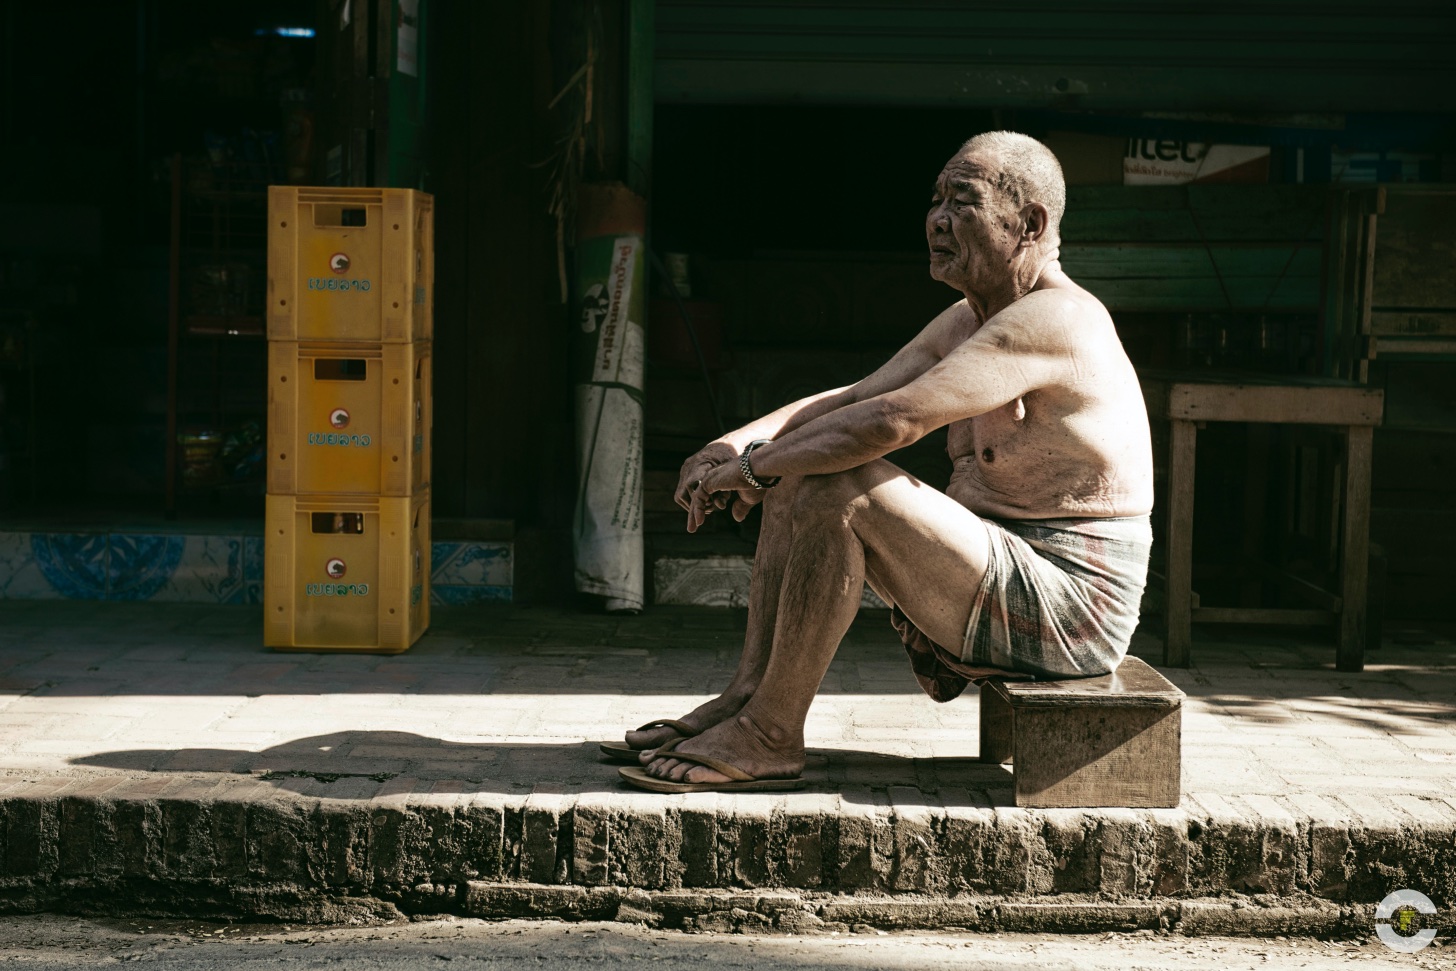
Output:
(645, 460), (993, 784)
(623, 477), (803, 753)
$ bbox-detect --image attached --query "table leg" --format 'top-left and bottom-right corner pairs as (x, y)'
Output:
(1338, 425), (1373, 672)
(1164, 419), (1197, 668)
(1241, 425), (1271, 606)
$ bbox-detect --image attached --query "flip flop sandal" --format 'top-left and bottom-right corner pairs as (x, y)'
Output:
(617, 738), (807, 794)
(598, 718), (700, 763)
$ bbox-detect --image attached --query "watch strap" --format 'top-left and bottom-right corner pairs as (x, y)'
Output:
(739, 439), (781, 489)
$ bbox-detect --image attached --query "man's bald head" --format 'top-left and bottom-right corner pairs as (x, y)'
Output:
(957, 131), (1066, 244)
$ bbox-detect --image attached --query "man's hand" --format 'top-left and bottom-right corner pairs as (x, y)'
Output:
(675, 442), (738, 511)
(687, 459), (764, 533)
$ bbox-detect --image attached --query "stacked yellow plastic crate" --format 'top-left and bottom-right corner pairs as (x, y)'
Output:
(264, 188), (434, 652)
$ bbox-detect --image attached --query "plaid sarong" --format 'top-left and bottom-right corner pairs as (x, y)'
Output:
(893, 514), (1152, 703)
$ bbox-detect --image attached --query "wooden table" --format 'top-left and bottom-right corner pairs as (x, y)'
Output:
(1140, 370), (1384, 672)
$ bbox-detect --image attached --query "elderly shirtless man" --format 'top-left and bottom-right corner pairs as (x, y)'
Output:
(608, 131), (1154, 793)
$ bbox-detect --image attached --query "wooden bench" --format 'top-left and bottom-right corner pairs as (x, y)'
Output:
(978, 656), (1184, 808)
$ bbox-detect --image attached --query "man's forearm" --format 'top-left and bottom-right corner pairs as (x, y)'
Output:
(739, 398), (908, 481)
(712, 386), (856, 452)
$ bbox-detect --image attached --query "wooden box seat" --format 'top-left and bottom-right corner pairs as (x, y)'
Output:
(979, 656), (1184, 808)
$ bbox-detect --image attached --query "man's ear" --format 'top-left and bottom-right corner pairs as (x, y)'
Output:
(1021, 202), (1050, 247)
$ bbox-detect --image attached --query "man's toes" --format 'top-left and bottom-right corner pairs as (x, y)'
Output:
(670, 761), (704, 782)
(683, 765), (732, 785)
(646, 757), (681, 779)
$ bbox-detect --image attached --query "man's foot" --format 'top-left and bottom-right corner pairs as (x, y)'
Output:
(642, 710), (805, 785)
(622, 689), (751, 756)
(618, 737), (807, 793)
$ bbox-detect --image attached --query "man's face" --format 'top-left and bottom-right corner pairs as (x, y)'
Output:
(926, 153), (1021, 293)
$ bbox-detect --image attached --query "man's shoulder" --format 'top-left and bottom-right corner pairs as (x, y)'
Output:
(978, 285), (1109, 350)
(1021, 276), (1110, 322)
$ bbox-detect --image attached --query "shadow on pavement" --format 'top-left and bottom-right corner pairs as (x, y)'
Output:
(69, 731), (1018, 799)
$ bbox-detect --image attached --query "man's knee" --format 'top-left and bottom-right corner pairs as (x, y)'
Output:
(790, 469), (869, 525)
(759, 473), (802, 518)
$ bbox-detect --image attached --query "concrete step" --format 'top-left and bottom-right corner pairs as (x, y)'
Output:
(6, 777), (1452, 936)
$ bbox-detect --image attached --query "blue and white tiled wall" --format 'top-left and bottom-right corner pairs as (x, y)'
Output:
(430, 541), (512, 604)
(0, 532), (262, 603)
(0, 530), (512, 604)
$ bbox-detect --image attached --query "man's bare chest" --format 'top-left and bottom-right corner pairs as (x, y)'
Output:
(946, 396), (1033, 463)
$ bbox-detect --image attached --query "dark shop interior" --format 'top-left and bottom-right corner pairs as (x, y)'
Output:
(1, 0), (1452, 630)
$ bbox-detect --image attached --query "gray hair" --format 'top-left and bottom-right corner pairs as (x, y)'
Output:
(958, 131), (1066, 242)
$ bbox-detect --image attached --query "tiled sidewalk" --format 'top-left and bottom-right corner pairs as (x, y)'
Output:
(2, 601), (1451, 799)
(0, 600), (1453, 921)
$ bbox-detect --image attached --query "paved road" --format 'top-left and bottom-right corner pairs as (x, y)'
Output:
(0, 915), (1446, 970)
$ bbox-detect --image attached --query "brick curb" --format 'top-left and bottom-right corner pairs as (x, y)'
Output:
(1, 783), (1452, 929)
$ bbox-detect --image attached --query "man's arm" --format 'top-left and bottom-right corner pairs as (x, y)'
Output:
(739, 292), (1080, 481)
(674, 300), (973, 509)
(716, 300), (975, 450)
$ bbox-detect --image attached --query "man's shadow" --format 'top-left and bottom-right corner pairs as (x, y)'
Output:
(72, 731), (1016, 801)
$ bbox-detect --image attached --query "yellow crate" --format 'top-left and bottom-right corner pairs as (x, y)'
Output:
(267, 186), (433, 343)
(268, 341), (431, 497)
(264, 490), (431, 653)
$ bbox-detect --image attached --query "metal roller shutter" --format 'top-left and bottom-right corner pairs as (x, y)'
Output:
(656, 1), (1456, 112)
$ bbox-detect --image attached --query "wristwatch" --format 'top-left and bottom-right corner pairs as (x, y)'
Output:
(739, 439), (781, 490)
